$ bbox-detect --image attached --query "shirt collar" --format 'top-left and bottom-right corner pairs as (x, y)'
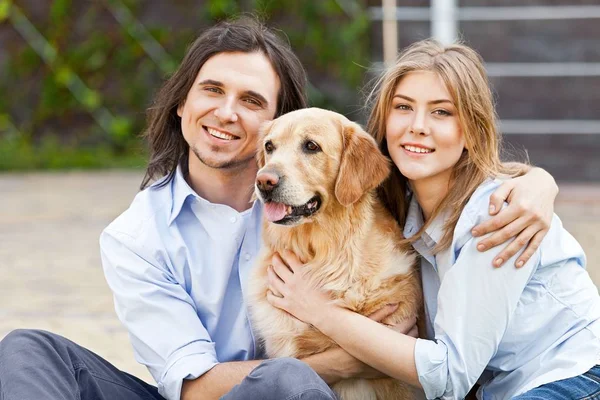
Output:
(425, 210), (446, 246)
(403, 191), (446, 247)
(168, 164), (198, 225)
(403, 192), (424, 239)
(167, 165), (263, 225)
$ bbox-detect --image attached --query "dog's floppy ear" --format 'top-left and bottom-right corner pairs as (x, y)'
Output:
(256, 120), (274, 169)
(334, 120), (391, 206)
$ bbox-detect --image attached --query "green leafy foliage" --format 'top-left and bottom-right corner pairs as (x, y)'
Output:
(0, 0), (370, 170)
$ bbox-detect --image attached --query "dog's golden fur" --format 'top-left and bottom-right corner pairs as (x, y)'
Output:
(247, 108), (422, 400)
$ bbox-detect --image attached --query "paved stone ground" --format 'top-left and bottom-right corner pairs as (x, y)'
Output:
(1, 171), (599, 384)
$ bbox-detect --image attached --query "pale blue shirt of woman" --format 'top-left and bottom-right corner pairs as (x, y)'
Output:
(406, 178), (600, 399)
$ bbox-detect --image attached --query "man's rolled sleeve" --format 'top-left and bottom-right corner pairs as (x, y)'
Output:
(159, 341), (219, 400)
(415, 338), (451, 400)
(100, 229), (223, 400)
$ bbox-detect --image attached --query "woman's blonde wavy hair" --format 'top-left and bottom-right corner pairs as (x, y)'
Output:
(366, 39), (523, 252)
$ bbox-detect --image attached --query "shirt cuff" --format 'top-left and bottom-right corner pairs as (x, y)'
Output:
(414, 338), (450, 399)
(158, 341), (219, 400)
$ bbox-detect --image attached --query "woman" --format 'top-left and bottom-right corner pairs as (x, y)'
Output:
(266, 40), (600, 399)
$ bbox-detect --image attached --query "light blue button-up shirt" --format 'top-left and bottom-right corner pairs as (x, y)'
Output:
(406, 179), (600, 400)
(100, 166), (263, 400)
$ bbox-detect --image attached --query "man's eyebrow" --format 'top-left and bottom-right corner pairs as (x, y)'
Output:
(393, 94), (453, 105)
(198, 80), (269, 107)
(198, 79), (224, 87)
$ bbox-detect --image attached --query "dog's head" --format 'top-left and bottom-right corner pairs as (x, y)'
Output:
(255, 108), (390, 226)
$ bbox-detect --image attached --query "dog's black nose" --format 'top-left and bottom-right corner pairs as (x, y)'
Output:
(256, 171), (280, 193)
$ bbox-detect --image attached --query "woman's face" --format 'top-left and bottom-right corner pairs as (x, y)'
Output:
(385, 70), (465, 188)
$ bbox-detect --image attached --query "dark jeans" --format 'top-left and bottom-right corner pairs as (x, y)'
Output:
(513, 365), (600, 400)
(0, 329), (335, 400)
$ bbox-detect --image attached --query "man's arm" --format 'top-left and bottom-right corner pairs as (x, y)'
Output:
(101, 229), (222, 400)
(180, 361), (261, 400)
(473, 166), (558, 267)
(180, 347), (378, 400)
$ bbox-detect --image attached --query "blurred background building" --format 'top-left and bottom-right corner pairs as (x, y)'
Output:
(1, 0), (598, 180)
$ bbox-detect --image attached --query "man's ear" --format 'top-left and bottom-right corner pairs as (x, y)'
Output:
(256, 120), (274, 169)
(334, 120), (391, 206)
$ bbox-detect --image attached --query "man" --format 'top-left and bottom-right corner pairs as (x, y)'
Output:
(0, 17), (557, 400)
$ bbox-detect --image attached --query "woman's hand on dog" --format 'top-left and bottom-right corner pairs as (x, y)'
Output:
(267, 250), (419, 339)
(267, 250), (333, 327)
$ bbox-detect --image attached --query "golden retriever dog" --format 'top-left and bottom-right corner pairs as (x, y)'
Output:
(247, 108), (422, 400)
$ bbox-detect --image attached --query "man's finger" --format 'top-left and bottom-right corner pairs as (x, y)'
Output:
(516, 229), (547, 268)
(368, 304), (399, 322)
(492, 225), (538, 268)
(407, 325), (419, 338)
(388, 316), (418, 335)
(476, 217), (528, 253)
(488, 180), (514, 216)
(472, 206), (519, 238)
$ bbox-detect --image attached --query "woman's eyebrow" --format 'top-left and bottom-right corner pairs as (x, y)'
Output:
(393, 94), (453, 105)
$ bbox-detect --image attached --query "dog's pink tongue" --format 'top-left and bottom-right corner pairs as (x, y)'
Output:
(264, 202), (288, 222)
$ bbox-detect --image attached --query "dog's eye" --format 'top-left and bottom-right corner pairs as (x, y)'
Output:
(303, 140), (321, 153)
(265, 141), (274, 153)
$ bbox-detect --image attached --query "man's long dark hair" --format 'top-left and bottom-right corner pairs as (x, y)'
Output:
(140, 17), (308, 189)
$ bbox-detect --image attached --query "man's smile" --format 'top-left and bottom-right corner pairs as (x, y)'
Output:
(203, 125), (240, 142)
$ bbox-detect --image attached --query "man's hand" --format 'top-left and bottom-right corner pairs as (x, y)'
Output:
(472, 168), (558, 268)
(303, 346), (384, 383)
(368, 304), (419, 338)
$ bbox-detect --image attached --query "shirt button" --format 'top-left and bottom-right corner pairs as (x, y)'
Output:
(230, 216), (237, 223)
(244, 253), (251, 261)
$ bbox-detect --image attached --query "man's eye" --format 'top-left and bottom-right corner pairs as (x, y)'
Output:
(244, 98), (261, 106)
(303, 140), (321, 153)
(265, 141), (275, 153)
(205, 87), (222, 93)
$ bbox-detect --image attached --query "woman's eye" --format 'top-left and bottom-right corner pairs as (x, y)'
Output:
(304, 140), (321, 153)
(433, 109), (451, 116)
(395, 104), (411, 111)
(265, 141), (274, 153)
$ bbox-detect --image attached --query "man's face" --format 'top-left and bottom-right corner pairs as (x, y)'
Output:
(177, 51), (280, 171)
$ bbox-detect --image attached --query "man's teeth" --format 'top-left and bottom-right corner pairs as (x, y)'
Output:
(404, 145), (433, 154)
(207, 127), (236, 140)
